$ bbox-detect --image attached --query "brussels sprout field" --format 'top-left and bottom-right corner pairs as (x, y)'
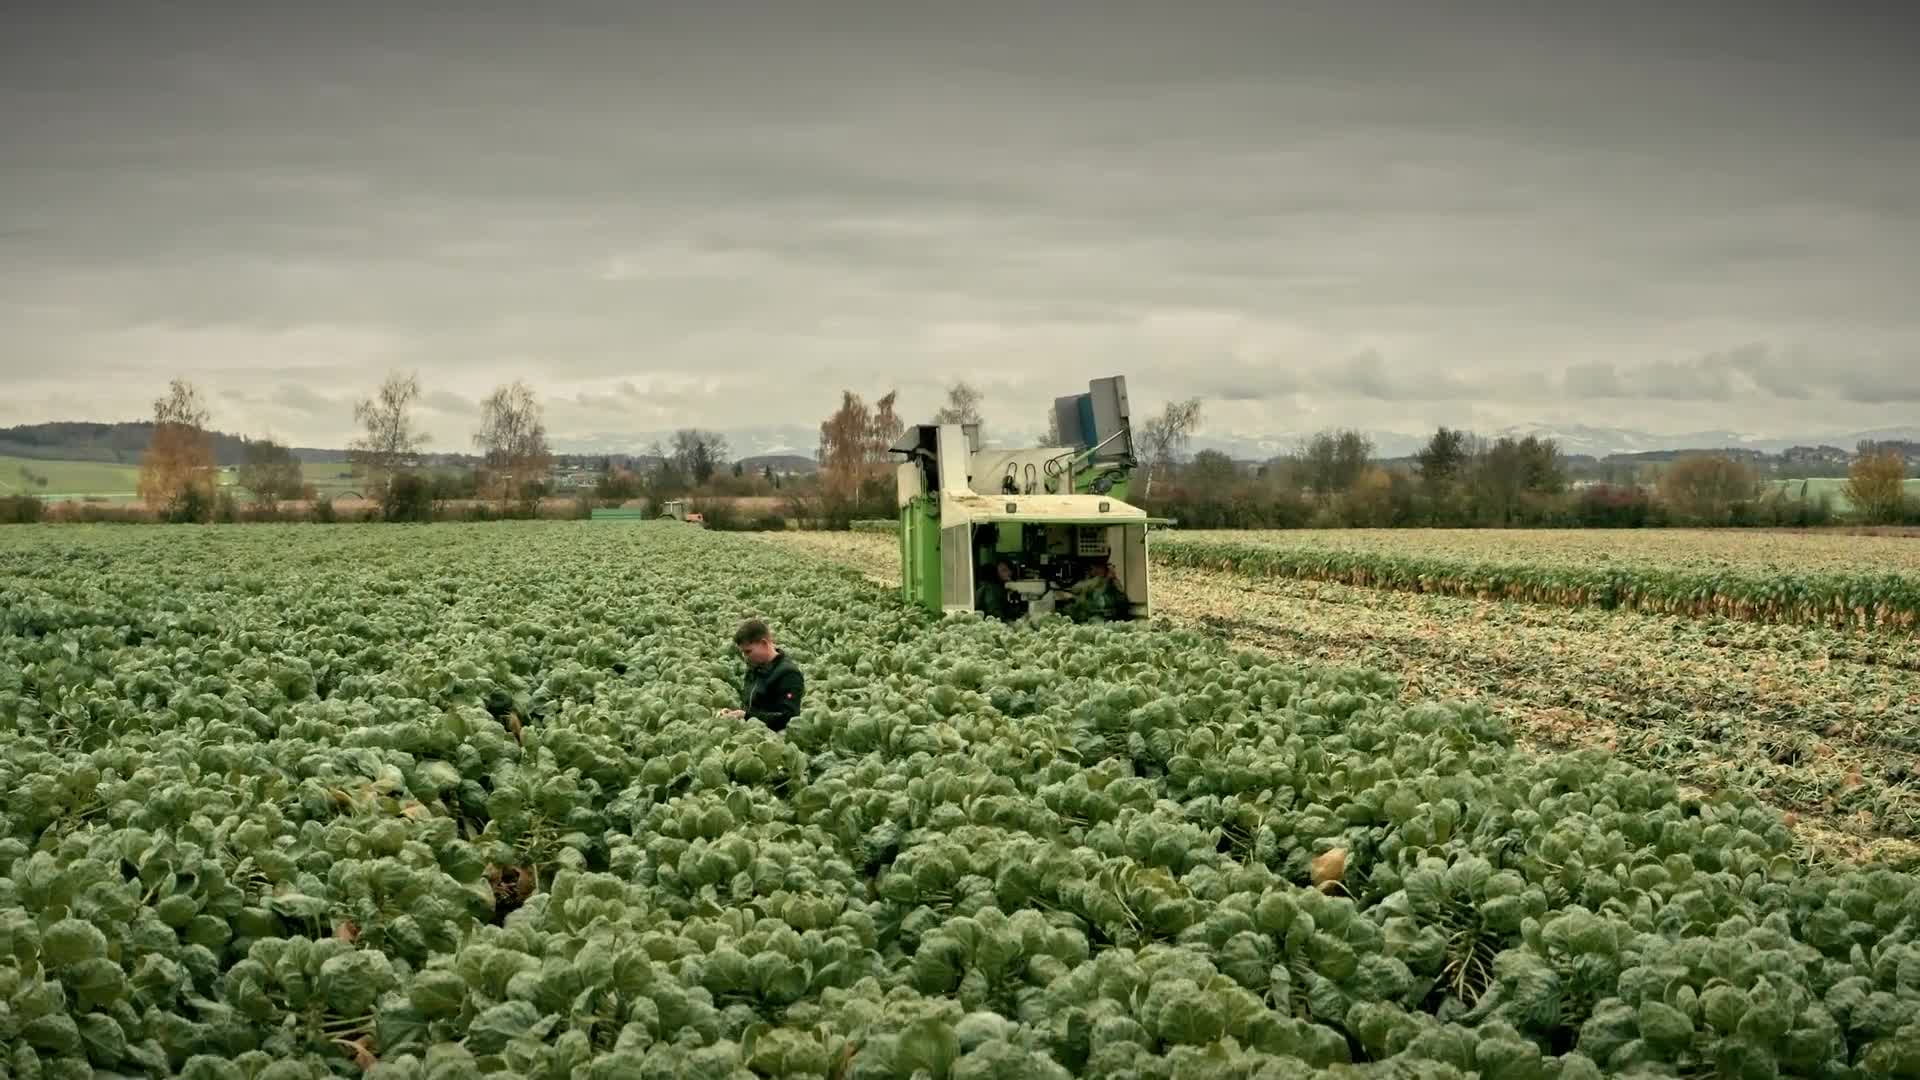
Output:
(765, 530), (1920, 867)
(4, 523), (1919, 1079)
(1153, 530), (1920, 631)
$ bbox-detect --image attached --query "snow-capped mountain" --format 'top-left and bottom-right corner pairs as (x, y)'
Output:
(1157, 424), (1920, 462)
(554, 425), (821, 460)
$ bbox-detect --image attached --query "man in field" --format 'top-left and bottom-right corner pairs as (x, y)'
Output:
(974, 559), (1026, 623)
(721, 618), (805, 732)
(1069, 561), (1133, 623)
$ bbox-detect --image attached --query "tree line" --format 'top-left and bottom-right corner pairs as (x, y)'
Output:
(32, 371), (566, 524)
(1146, 427), (1918, 529)
(8, 372), (1910, 531)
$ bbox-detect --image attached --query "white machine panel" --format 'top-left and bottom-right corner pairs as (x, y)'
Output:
(936, 425), (974, 496)
(1124, 524), (1149, 610)
(896, 461), (924, 508)
(941, 524), (973, 610)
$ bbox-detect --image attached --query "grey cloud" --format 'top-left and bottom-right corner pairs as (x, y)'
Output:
(1637, 357), (1739, 402)
(1215, 382), (1287, 403)
(1580, 347), (1906, 406)
(1830, 356), (1920, 404)
(1315, 351), (1479, 402)
(1329, 351), (1396, 401)
(1562, 363), (1626, 399)
(1716, 344), (1812, 400)
(2, 2), (1917, 446)
(572, 383), (650, 413)
(421, 390), (477, 416)
(1558, 347), (1907, 407)
(1197, 355), (1304, 402)
(271, 384), (339, 415)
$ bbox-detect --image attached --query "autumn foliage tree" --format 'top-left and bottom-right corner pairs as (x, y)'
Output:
(1845, 447), (1908, 524)
(871, 390), (903, 463)
(138, 378), (217, 520)
(1656, 453), (1760, 524)
(473, 380), (552, 505)
(818, 389), (901, 501)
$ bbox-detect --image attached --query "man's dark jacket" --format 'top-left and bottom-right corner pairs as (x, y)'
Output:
(741, 650), (804, 731)
(974, 580), (1024, 623)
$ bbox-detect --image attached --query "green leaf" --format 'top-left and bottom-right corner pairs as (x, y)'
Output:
(1477, 1035), (1548, 1080)
(1311, 935), (1358, 981)
(1405, 871), (1446, 918)
(409, 969), (468, 1019)
(469, 1000), (542, 1056)
(42, 917), (107, 966)
(68, 957), (129, 1010)
(23, 1013), (82, 1056)
(419, 1043), (483, 1080)
(1702, 985), (1749, 1034)
(1637, 1000), (1694, 1050)
(1736, 982), (1794, 1045)
(233, 907), (282, 939)
(377, 1002), (433, 1061)
(747, 1028), (832, 1075)
(155, 895), (199, 929)
(897, 1017), (960, 1080)
(1480, 895), (1528, 935)
(318, 950), (394, 1016)
(76, 1013), (128, 1065)
(437, 841), (488, 884)
(185, 915), (232, 950)
(178, 1056), (246, 1080)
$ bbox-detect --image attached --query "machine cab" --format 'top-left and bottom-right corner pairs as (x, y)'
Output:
(889, 376), (1163, 621)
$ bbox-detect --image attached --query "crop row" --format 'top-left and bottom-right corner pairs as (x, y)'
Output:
(2, 523), (1918, 1078)
(760, 531), (1920, 863)
(1160, 529), (1920, 577)
(1150, 567), (1920, 860)
(1153, 533), (1920, 631)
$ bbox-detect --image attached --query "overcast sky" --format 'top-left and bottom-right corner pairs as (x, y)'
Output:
(3, 0), (1917, 450)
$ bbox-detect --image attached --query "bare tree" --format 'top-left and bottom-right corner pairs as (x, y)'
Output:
(349, 371), (428, 500)
(670, 429), (729, 487)
(932, 380), (986, 442)
(644, 439), (684, 498)
(1186, 449), (1239, 498)
(1295, 428), (1375, 497)
(138, 377), (216, 517)
(1415, 427), (1470, 492)
(1137, 397), (1202, 498)
(239, 437), (305, 510)
(473, 380), (552, 503)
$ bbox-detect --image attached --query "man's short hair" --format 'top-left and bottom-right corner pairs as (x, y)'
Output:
(734, 618), (772, 647)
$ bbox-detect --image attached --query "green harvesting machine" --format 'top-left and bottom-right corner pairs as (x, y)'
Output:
(888, 375), (1168, 620)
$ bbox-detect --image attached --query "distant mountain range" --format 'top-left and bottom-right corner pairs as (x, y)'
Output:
(0, 421), (320, 467)
(555, 426), (824, 461)
(8, 419), (1918, 471)
(556, 422), (1920, 465)
(1173, 424), (1920, 463)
